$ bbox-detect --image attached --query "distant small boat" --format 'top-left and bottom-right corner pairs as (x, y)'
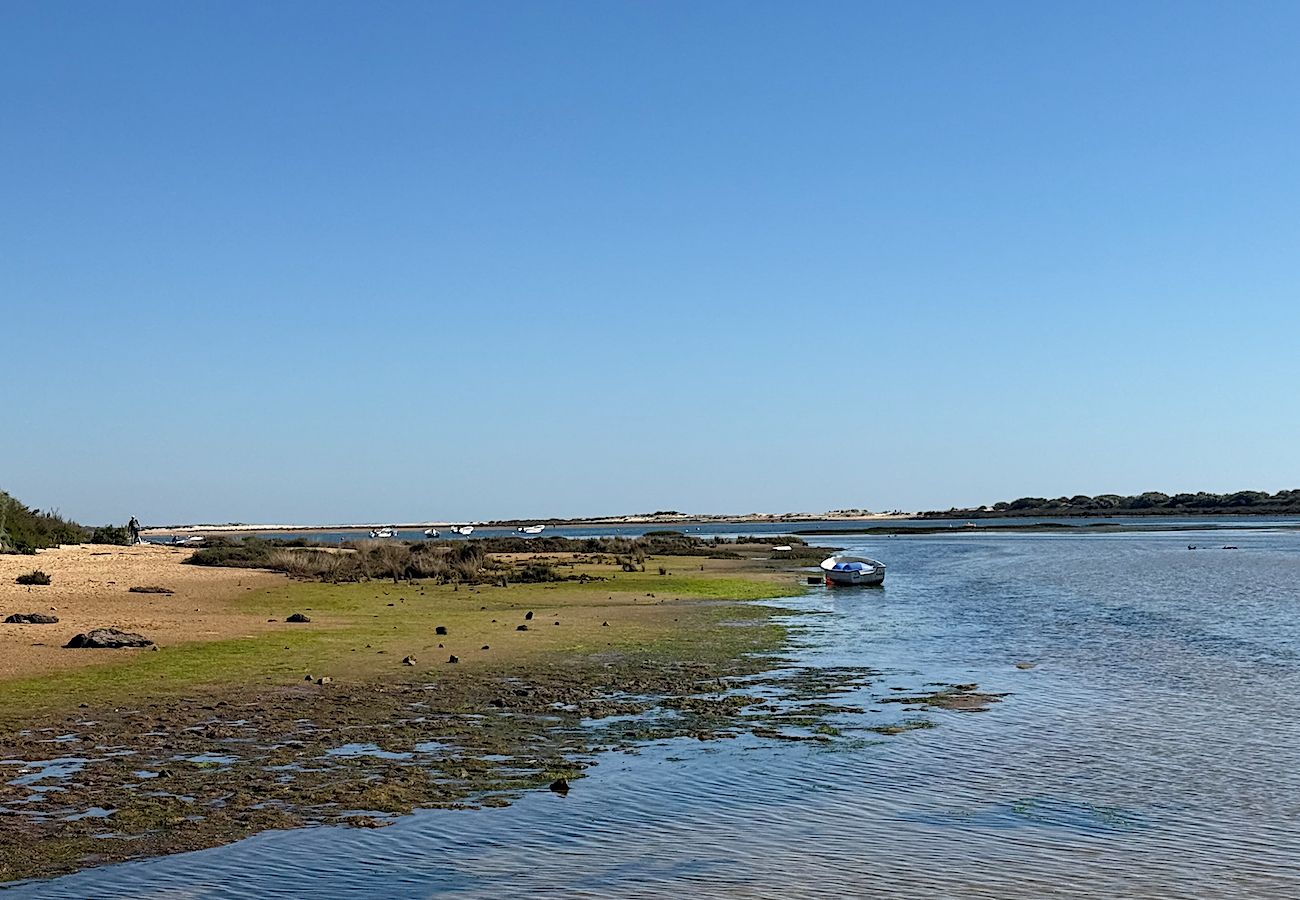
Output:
(450, 525), (474, 536)
(819, 555), (886, 586)
(369, 527), (397, 539)
(773, 545), (793, 552)
(423, 528), (440, 538)
(172, 535), (205, 546)
(519, 524), (546, 535)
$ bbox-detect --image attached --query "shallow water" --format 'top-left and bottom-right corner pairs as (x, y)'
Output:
(14, 528), (1300, 897)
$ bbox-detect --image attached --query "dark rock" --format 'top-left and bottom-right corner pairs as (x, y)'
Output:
(304, 674), (313, 681)
(448, 655), (459, 664)
(554, 621), (560, 626)
(316, 676), (332, 685)
(602, 621), (609, 627)
(402, 655), (417, 665)
(435, 625), (448, 635)
(524, 611), (533, 620)
(516, 624), (528, 631)
(490, 697), (506, 708)
(5, 613), (59, 624)
(481, 645), (490, 650)
(286, 613), (311, 623)
(64, 628), (153, 649)
(549, 777), (570, 794)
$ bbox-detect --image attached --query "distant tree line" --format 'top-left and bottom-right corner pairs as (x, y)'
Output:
(922, 490), (1300, 518)
(0, 489), (133, 553)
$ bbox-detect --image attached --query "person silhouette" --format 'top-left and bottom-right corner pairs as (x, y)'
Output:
(127, 516), (141, 545)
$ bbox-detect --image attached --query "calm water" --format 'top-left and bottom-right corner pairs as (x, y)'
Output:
(13, 528), (1300, 897)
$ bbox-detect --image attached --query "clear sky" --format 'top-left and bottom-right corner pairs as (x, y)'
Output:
(4, 1), (1299, 525)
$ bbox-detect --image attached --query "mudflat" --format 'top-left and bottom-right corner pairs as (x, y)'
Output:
(0, 548), (839, 883)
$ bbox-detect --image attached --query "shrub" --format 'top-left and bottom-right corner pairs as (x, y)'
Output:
(89, 525), (133, 545)
(513, 564), (559, 583)
(128, 585), (174, 594)
(0, 490), (88, 553)
(16, 570), (51, 586)
(186, 539), (274, 568)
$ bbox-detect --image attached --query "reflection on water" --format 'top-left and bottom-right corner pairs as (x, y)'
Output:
(14, 529), (1300, 897)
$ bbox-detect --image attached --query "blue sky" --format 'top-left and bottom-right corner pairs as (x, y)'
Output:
(4, 1), (1299, 525)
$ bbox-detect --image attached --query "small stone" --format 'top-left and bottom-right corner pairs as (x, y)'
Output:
(481, 645), (490, 650)
(602, 621), (609, 627)
(435, 626), (448, 635)
(524, 611), (533, 620)
(554, 621), (560, 626)
(402, 656), (417, 665)
(4, 613), (58, 624)
(549, 777), (570, 794)
(490, 698), (506, 707)
(516, 624), (528, 631)
(286, 613), (311, 623)
(316, 676), (332, 685)
(304, 675), (313, 681)
(448, 655), (459, 664)
(437, 643), (443, 648)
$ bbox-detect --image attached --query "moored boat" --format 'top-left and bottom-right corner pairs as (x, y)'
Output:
(519, 524), (545, 535)
(369, 526), (396, 539)
(819, 555), (886, 586)
(423, 528), (440, 538)
(450, 525), (474, 536)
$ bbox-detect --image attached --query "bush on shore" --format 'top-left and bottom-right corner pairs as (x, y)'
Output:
(16, 570), (51, 586)
(182, 531), (769, 585)
(89, 525), (133, 546)
(0, 491), (88, 554)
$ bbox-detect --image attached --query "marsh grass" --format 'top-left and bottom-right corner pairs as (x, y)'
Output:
(0, 560), (804, 715)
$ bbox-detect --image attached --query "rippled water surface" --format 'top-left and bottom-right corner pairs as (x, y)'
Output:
(14, 529), (1300, 898)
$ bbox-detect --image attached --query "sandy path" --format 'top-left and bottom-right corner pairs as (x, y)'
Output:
(0, 544), (283, 680)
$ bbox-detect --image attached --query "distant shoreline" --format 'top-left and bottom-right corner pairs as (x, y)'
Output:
(140, 512), (907, 535)
(137, 508), (1300, 536)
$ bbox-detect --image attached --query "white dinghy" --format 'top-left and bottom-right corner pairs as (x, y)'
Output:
(519, 524), (546, 535)
(450, 525), (474, 536)
(369, 526), (397, 539)
(819, 555), (886, 586)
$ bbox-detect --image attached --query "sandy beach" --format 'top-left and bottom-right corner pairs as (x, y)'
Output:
(0, 544), (282, 681)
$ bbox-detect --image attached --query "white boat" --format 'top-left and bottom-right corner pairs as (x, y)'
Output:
(819, 555), (886, 586)
(519, 524), (546, 535)
(172, 535), (205, 546)
(450, 525), (474, 536)
(423, 528), (440, 538)
(369, 527), (397, 539)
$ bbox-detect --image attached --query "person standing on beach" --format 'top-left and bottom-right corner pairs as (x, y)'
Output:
(128, 516), (141, 545)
